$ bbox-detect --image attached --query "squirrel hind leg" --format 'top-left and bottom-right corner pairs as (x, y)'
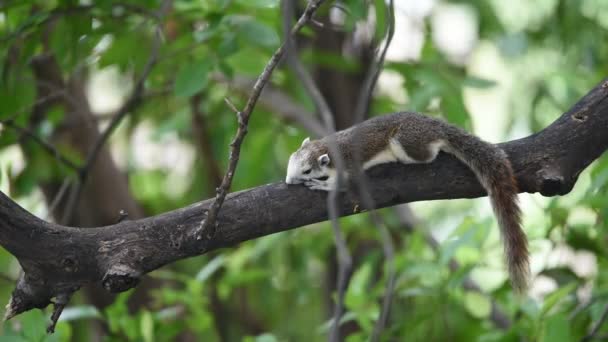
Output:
(389, 137), (445, 164)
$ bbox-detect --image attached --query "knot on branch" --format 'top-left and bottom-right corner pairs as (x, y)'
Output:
(536, 167), (574, 196)
(102, 265), (141, 293)
(61, 257), (78, 273)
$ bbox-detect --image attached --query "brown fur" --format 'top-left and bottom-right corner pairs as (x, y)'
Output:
(311, 112), (530, 292)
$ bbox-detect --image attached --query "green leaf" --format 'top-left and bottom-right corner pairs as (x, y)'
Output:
(235, 0), (279, 8)
(237, 19), (280, 49)
(345, 263), (372, 310)
(140, 311), (154, 342)
(373, 0), (388, 40)
(218, 32), (239, 58)
(540, 283), (577, 317)
(540, 313), (571, 342)
(58, 306), (101, 321)
(99, 32), (151, 72)
(464, 292), (491, 318)
(174, 61), (212, 98)
(254, 333), (279, 342)
(195, 255), (226, 282)
(463, 76), (497, 89)
(20, 310), (47, 342)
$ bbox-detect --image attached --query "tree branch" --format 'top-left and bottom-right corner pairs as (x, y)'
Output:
(0, 78), (607, 325)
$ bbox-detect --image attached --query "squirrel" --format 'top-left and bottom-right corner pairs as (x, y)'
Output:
(285, 112), (530, 293)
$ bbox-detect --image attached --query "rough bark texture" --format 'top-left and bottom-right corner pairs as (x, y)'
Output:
(1, 78), (608, 320)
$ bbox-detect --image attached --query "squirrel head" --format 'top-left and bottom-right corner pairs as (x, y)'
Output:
(285, 137), (332, 186)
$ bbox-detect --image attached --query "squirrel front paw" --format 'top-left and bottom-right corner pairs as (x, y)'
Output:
(304, 180), (332, 191)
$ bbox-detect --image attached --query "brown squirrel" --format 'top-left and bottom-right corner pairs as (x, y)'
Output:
(285, 112), (530, 292)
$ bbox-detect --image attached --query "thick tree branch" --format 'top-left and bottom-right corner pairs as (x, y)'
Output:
(0, 78), (607, 324)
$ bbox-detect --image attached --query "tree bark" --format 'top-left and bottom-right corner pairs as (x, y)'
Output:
(1, 78), (607, 320)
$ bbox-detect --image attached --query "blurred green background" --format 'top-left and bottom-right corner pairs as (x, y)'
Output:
(1, 0), (608, 341)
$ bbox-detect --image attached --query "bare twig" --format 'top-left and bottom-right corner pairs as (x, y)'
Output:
(281, 2), (355, 340)
(196, 0), (329, 241)
(353, 0), (395, 124)
(356, 3), (398, 339)
(583, 302), (608, 342)
(46, 292), (72, 333)
(328, 186), (353, 342)
(82, 3), (168, 177)
(286, 0), (398, 336)
(60, 0), (172, 223)
(570, 292), (608, 321)
(282, 0), (335, 131)
(369, 216), (395, 340)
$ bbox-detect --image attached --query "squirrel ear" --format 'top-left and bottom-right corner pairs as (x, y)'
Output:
(318, 154), (330, 167)
(301, 137), (310, 146)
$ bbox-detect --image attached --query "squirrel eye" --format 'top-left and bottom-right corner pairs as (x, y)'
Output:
(303, 169), (311, 175)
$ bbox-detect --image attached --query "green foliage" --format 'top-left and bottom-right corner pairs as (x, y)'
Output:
(1, 0), (608, 341)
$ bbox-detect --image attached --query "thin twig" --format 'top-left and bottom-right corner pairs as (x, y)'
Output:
(570, 292), (608, 320)
(46, 292), (72, 333)
(353, 0), (395, 124)
(1, 120), (80, 172)
(82, 4), (168, 177)
(281, 2), (355, 340)
(359, 3), (398, 339)
(349, 166), (396, 341)
(583, 302), (608, 342)
(196, 0), (329, 241)
(282, 0), (334, 131)
(60, 0), (172, 223)
(328, 186), (353, 342)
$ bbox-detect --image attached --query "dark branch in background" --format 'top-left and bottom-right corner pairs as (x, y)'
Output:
(0, 78), (607, 328)
(282, 0), (397, 337)
(281, 2), (353, 340)
(220, 75), (328, 137)
(354, 2), (397, 339)
(353, 0), (396, 125)
(282, 0), (334, 131)
(196, 0), (329, 242)
(60, 0), (172, 224)
(0, 120), (80, 172)
(190, 94), (223, 188)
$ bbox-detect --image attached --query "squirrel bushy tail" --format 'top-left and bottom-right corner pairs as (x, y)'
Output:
(443, 127), (530, 293)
